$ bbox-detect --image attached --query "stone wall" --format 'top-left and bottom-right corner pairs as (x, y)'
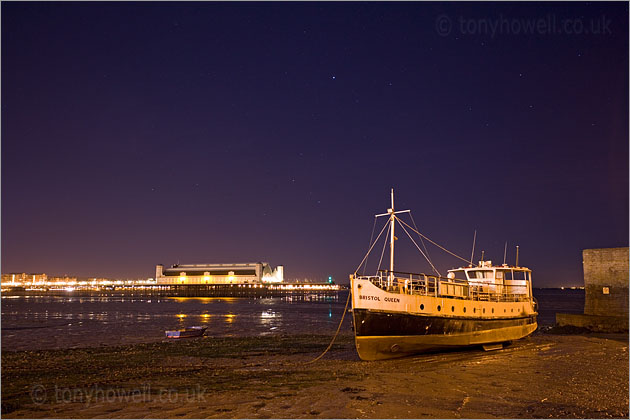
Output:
(583, 247), (629, 317)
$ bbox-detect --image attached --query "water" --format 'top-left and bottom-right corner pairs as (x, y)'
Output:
(533, 288), (584, 326)
(1, 292), (351, 351)
(1, 289), (583, 351)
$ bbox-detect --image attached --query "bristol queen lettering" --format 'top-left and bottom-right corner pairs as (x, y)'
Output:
(350, 190), (538, 361)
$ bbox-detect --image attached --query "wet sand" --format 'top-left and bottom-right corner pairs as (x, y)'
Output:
(1, 331), (628, 419)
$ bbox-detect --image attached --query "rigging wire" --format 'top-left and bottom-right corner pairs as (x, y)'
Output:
(376, 222), (391, 275)
(353, 218), (390, 274)
(362, 216), (378, 275)
(397, 218), (474, 266)
(395, 217), (442, 277)
(408, 212), (438, 275)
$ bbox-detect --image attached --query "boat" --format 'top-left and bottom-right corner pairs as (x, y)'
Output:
(350, 190), (538, 360)
(164, 326), (207, 339)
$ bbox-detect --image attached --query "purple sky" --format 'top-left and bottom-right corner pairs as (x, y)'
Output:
(2, 2), (628, 286)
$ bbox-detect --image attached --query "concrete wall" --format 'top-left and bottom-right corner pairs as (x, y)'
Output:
(583, 247), (629, 317)
(556, 313), (629, 333)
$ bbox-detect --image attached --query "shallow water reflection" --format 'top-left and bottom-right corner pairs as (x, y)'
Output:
(1, 293), (348, 350)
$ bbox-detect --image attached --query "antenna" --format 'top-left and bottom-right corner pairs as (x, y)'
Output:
(503, 241), (508, 265)
(481, 250), (485, 262)
(469, 230), (477, 267)
(515, 245), (520, 267)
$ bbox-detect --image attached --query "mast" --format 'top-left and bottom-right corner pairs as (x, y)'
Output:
(389, 188), (395, 286)
(374, 189), (409, 286)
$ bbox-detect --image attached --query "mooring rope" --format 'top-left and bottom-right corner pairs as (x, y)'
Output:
(305, 288), (352, 364)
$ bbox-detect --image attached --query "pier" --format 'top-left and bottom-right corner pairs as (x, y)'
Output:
(1, 283), (343, 298)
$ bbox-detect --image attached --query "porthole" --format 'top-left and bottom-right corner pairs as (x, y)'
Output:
(473, 308), (476, 313)
(463, 307), (467, 313)
(511, 308), (514, 313)
(504, 309), (506, 313)
(451, 306), (455, 312)
(420, 304), (424, 310)
(437, 305), (441, 312)
(483, 308), (486, 314)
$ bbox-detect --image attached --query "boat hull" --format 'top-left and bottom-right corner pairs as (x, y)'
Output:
(353, 309), (537, 360)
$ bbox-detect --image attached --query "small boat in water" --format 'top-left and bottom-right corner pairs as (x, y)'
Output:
(351, 189), (538, 360)
(165, 326), (207, 339)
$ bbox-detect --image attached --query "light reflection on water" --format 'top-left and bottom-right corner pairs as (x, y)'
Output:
(1, 292), (348, 350)
(1, 289), (578, 351)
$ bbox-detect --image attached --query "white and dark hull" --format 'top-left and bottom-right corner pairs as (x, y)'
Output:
(351, 277), (537, 360)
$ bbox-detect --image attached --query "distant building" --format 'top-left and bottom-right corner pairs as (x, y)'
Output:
(48, 276), (77, 284)
(156, 262), (284, 285)
(1, 273), (47, 286)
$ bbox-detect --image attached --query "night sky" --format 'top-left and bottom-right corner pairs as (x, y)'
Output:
(2, 2), (628, 287)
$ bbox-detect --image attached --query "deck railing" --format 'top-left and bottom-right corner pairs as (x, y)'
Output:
(357, 271), (531, 303)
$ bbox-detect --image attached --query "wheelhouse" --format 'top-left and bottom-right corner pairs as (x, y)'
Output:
(448, 261), (533, 298)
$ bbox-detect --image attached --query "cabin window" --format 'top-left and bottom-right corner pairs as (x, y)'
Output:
(450, 270), (467, 280)
(499, 270), (513, 280)
(437, 305), (441, 311)
(468, 270), (493, 280)
(514, 271), (528, 281)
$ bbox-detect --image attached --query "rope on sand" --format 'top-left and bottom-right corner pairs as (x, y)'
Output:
(305, 289), (352, 364)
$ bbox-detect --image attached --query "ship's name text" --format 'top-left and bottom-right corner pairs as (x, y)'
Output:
(359, 295), (400, 303)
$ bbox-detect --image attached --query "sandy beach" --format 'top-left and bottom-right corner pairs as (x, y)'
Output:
(1, 330), (628, 419)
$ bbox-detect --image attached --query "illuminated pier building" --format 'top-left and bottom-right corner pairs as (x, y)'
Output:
(155, 262), (284, 285)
